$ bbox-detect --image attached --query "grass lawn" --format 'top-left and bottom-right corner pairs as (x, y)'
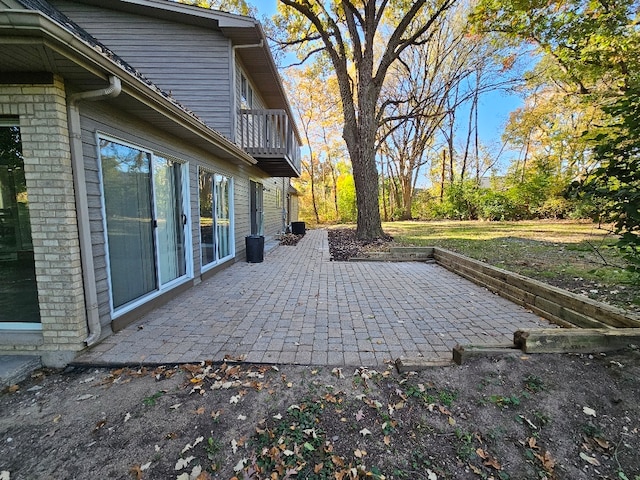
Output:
(381, 220), (640, 313)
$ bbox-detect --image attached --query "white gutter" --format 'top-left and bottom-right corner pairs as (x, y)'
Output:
(67, 76), (122, 346)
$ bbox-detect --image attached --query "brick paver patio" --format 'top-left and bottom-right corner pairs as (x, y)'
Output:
(73, 229), (551, 367)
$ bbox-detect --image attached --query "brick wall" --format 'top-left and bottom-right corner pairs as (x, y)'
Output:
(0, 76), (87, 366)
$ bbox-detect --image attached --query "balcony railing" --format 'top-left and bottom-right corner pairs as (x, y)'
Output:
(238, 109), (301, 177)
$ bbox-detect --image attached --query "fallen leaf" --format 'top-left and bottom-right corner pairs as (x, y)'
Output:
(176, 474), (189, 480)
(76, 394), (94, 401)
(273, 413), (282, 420)
(53, 414), (62, 423)
(528, 437), (539, 449)
(170, 403), (182, 410)
(519, 415), (538, 430)
(484, 456), (501, 470)
(314, 463), (323, 473)
(237, 414), (247, 421)
(194, 407), (205, 415)
(140, 462), (151, 471)
(231, 439), (238, 454)
(233, 459), (247, 472)
(593, 437), (611, 450)
(8, 385), (19, 393)
(354, 449), (366, 458)
(189, 465), (202, 478)
(359, 428), (372, 436)
(384, 435), (391, 446)
(438, 405), (451, 415)
(583, 406), (596, 417)
(0, 472), (9, 480)
(580, 452), (601, 466)
(175, 456), (195, 471)
(426, 469), (437, 480)
(448, 416), (456, 426)
(230, 395), (241, 404)
(355, 410), (365, 421)
(93, 419), (107, 432)
(129, 465), (143, 479)
(534, 450), (555, 473)
(124, 413), (131, 422)
(469, 464), (483, 475)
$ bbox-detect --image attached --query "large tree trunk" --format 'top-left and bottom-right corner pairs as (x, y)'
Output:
(346, 139), (384, 239)
(401, 175), (413, 220)
(342, 81), (384, 240)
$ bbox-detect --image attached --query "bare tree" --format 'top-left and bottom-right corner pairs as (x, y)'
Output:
(377, 3), (513, 217)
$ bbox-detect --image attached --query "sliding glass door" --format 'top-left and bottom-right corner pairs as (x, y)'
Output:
(199, 168), (233, 269)
(100, 138), (188, 312)
(154, 156), (186, 285)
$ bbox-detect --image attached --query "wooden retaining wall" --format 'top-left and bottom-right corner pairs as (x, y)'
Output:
(433, 248), (640, 329)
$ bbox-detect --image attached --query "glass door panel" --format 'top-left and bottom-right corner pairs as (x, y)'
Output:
(0, 123), (40, 324)
(199, 170), (214, 267)
(100, 139), (156, 308)
(215, 174), (231, 259)
(154, 156), (186, 285)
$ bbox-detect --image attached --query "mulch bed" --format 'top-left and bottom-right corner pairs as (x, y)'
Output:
(327, 228), (393, 261)
(279, 233), (304, 246)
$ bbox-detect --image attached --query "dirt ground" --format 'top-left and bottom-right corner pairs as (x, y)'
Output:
(2, 347), (640, 480)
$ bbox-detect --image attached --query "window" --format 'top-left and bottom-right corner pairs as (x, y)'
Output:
(199, 168), (233, 269)
(0, 119), (40, 327)
(99, 137), (189, 312)
(240, 73), (253, 108)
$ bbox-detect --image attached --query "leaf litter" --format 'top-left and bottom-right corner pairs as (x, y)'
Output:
(1, 351), (640, 479)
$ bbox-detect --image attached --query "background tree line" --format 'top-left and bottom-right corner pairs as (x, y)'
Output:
(279, 0), (638, 269)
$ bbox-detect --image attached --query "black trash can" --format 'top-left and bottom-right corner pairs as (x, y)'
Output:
(291, 221), (306, 235)
(245, 235), (264, 263)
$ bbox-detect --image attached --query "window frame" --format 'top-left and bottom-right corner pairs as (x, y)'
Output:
(240, 73), (253, 109)
(198, 166), (235, 272)
(97, 133), (192, 318)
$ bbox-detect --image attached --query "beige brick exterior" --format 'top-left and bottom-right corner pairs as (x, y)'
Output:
(0, 76), (87, 364)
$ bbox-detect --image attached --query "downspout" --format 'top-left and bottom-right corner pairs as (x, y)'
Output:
(231, 40), (264, 143)
(67, 76), (122, 346)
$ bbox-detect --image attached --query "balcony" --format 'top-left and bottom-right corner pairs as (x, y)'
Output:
(238, 109), (301, 177)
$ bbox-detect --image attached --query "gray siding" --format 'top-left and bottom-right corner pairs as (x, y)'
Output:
(51, 0), (234, 138)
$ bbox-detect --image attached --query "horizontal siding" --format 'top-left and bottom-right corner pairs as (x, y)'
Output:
(52, 0), (233, 138)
